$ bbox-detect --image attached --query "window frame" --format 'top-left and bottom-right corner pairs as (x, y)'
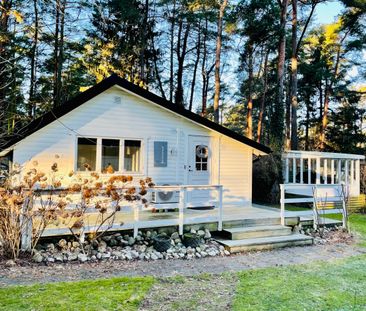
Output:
(75, 136), (144, 175)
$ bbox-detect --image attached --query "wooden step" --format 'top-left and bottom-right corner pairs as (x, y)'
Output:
(223, 225), (292, 240)
(216, 234), (314, 253)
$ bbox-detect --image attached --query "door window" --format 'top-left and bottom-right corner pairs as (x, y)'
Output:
(195, 145), (208, 171)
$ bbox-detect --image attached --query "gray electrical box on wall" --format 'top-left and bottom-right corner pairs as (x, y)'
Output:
(154, 141), (168, 167)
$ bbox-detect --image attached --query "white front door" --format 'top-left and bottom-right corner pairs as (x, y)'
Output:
(187, 135), (212, 206)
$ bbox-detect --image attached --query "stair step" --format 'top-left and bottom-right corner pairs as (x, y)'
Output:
(216, 234), (314, 253)
(224, 225), (292, 240)
(223, 217), (281, 229)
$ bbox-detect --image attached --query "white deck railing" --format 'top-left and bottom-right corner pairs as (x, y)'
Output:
(280, 183), (347, 228)
(20, 184), (224, 249)
(283, 150), (364, 196)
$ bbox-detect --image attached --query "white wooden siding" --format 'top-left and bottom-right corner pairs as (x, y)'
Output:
(13, 86), (254, 204)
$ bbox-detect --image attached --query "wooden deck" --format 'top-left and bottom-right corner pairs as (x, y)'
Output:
(42, 203), (284, 237)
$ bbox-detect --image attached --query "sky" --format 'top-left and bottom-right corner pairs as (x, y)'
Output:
(314, 1), (344, 25)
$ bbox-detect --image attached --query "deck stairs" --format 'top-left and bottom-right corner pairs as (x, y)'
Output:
(216, 218), (313, 253)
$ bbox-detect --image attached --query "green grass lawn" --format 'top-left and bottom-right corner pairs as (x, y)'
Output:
(0, 276), (154, 311)
(233, 255), (366, 311)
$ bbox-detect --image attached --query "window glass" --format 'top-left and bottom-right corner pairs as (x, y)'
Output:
(77, 138), (97, 171)
(195, 145), (208, 171)
(102, 139), (119, 173)
(124, 140), (141, 172)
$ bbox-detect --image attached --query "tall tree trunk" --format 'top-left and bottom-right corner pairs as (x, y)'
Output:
(0, 0), (12, 132)
(175, 20), (190, 106)
(319, 30), (349, 150)
(55, 0), (65, 106)
(189, 25), (201, 111)
(29, 0), (39, 119)
(285, 74), (291, 149)
(270, 0), (289, 151)
(290, 0), (298, 150)
(257, 49), (269, 143)
(139, 0), (149, 85)
(169, 0), (176, 102)
(213, 0), (228, 123)
(152, 35), (166, 99)
(245, 41), (253, 139)
(201, 16), (208, 116)
(53, 0), (60, 106)
(305, 94), (310, 150)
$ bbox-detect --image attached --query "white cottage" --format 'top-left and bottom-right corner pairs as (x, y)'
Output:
(1, 75), (323, 251)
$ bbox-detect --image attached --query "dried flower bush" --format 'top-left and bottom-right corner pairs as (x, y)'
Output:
(0, 156), (154, 259)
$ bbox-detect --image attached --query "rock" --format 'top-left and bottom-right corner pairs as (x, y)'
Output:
(174, 238), (182, 244)
(58, 239), (67, 249)
(111, 250), (122, 258)
(90, 255), (97, 261)
(146, 231), (152, 238)
(96, 252), (102, 260)
(224, 250), (230, 256)
(131, 250), (139, 259)
(67, 253), (78, 261)
(97, 241), (107, 253)
(102, 252), (111, 260)
(195, 253), (201, 258)
(139, 253), (145, 260)
(72, 241), (80, 248)
(190, 229), (197, 234)
(207, 250), (216, 257)
(78, 253), (88, 262)
(125, 252), (133, 260)
(120, 239), (129, 246)
(128, 237), (136, 246)
(201, 251), (208, 258)
(54, 253), (64, 262)
(195, 247), (201, 253)
(197, 230), (205, 238)
(109, 239), (118, 247)
(171, 232), (180, 240)
(186, 254), (194, 260)
(5, 260), (16, 267)
(102, 235), (112, 242)
(145, 253), (151, 260)
(47, 257), (55, 263)
(32, 252), (43, 263)
(46, 243), (55, 253)
(204, 229), (211, 239)
(151, 253), (158, 260)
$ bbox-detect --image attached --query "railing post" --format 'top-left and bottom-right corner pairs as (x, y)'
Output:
(323, 159), (327, 184)
(316, 158), (321, 184)
(178, 186), (186, 235)
(280, 184), (285, 226)
(338, 159), (342, 183)
(312, 185), (318, 230)
(345, 160), (349, 187)
(331, 159), (335, 184)
(21, 196), (33, 252)
(308, 158), (311, 184)
(133, 202), (139, 238)
(300, 158), (304, 184)
(292, 157), (296, 183)
(350, 160), (354, 185)
(285, 157), (289, 183)
(218, 185), (223, 231)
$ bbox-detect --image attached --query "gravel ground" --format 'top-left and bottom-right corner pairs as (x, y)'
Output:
(0, 241), (364, 288)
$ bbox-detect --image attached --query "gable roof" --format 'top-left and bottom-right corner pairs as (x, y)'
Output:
(0, 74), (271, 154)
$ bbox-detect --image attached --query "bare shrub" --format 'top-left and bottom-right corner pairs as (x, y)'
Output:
(0, 158), (153, 259)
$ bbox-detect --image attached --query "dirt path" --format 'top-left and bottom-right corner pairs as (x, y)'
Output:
(1, 242), (364, 288)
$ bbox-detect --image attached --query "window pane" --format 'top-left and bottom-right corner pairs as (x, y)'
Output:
(102, 139), (119, 173)
(77, 138), (97, 171)
(124, 140), (141, 172)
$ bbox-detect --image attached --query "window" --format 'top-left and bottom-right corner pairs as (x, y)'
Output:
(124, 140), (141, 172)
(102, 139), (120, 173)
(195, 145), (208, 171)
(77, 138), (97, 171)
